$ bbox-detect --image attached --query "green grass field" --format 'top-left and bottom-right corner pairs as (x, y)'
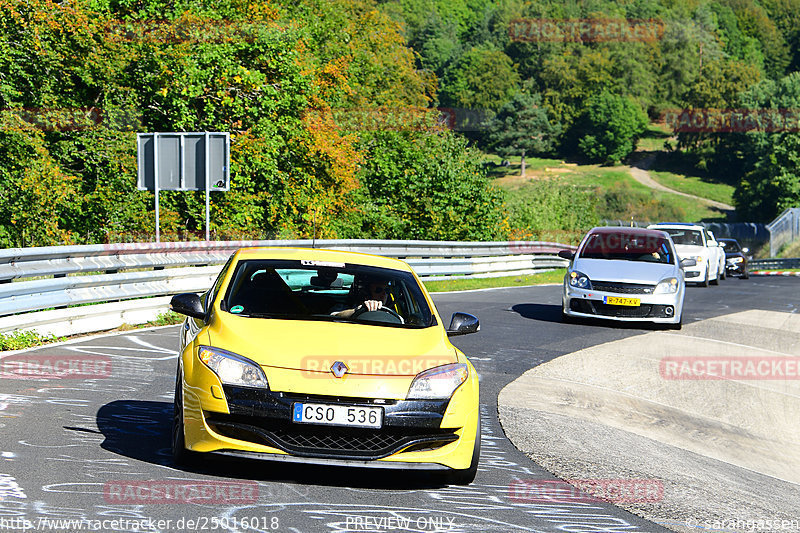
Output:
(492, 157), (729, 223)
(487, 120), (736, 224)
(636, 124), (675, 151)
(649, 170), (735, 206)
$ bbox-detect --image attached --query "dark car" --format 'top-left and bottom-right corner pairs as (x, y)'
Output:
(718, 238), (749, 279)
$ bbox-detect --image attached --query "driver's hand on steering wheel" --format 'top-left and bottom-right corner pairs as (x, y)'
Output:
(361, 300), (383, 312)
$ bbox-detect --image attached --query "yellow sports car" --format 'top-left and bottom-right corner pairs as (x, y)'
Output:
(169, 247), (481, 484)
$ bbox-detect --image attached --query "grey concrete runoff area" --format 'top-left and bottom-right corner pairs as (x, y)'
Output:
(499, 309), (800, 533)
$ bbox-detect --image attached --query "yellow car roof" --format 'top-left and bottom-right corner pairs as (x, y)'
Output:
(232, 247), (414, 272)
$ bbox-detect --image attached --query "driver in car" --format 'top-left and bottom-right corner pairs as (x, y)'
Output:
(330, 277), (391, 319)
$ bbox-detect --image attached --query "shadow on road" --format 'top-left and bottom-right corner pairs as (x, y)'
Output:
(96, 400), (450, 489)
(511, 303), (562, 323)
(96, 400), (172, 464)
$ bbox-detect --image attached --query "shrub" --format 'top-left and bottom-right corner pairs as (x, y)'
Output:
(504, 180), (599, 241)
(0, 330), (64, 351)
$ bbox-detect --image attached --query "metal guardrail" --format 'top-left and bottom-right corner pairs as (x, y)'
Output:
(0, 239), (574, 337)
(750, 258), (800, 270)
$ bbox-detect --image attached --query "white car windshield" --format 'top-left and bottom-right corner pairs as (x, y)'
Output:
(662, 229), (704, 246)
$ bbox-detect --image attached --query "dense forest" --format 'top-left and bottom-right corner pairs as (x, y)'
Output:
(1, 0), (798, 247)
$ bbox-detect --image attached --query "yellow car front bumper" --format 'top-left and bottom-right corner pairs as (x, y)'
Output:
(179, 357), (479, 471)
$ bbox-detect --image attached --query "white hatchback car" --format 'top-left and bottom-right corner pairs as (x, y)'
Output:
(647, 223), (722, 286)
(560, 227), (695, 328)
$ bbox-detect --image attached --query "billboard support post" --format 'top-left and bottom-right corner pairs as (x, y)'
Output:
(205, 131), (211, 241)
(153, 132), (160, 243)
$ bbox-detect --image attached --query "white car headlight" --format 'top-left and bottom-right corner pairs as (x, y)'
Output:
(728, 257), (744, 263)
(407, 363), (468, 400)
(568, 270), (592, 289)
(198, 346), (268, 388)
(654, 277), (679, 294)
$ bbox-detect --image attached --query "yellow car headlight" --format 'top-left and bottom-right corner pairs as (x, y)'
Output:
(198, 346), (268, 388)
(407, 363), (468, 400)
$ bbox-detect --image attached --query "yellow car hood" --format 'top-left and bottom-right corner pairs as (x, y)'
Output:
(206, 314), (457, 376)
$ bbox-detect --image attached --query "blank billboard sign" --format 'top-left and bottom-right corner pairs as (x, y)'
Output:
(137, 132), (230, 191)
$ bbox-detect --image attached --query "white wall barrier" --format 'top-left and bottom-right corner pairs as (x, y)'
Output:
(0, 239), (574, 337)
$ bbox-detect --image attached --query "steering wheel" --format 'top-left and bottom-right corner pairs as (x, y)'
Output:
(352, 305), (405, 324)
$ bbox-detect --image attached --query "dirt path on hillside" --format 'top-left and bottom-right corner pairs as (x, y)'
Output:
(630, 154), (735, 212)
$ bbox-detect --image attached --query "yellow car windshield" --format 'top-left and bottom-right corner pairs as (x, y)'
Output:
(222, 259), (434, 328)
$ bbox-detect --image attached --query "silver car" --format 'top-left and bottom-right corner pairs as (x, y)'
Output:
(559, 227), (695, 329)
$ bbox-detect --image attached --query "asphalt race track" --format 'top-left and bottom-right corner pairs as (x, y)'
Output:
(0, 276), (797, 533)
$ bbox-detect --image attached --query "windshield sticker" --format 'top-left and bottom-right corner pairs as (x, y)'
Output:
(230, 305), (244, 314)
(300, 260), (346, 268)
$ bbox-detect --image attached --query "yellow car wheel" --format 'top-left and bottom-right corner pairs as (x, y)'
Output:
(171, 367), (197, 466)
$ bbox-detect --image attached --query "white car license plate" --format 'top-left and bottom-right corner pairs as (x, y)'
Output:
(603, 296), (641, 306)
(292, 403), (383, 428)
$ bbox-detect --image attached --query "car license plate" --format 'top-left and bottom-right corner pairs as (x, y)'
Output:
(292, 403), (383, 428)
(603, 296), (641, 306)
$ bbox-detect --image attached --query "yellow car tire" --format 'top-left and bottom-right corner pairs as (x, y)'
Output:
(171, 367), (198, 467)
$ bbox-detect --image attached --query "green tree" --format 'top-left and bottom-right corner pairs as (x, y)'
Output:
(761, 0), (800, 73)
(356, 128), (507, 240)
(0, 127), (81, 247)
(439, 45), (520, 112)
(538, 47), (615, 135)
(574, 91), (648, 164)
(734, 139), (800, 221)
(725, 0), (790, 78)
(407, 11), (461, 75)
(675, 57), (762, 171)
(709, 2), (766, 68)
(0, 0), (453, 243)
(730, 72), (800, 221)
(488, 90), (562, 174)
